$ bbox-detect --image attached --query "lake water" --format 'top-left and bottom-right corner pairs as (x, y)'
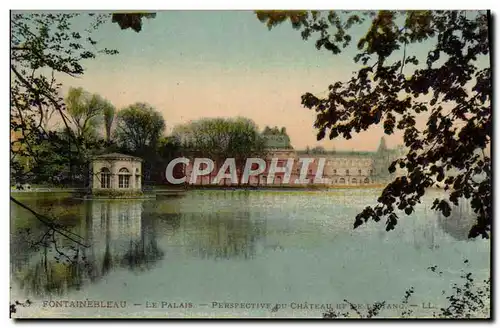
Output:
(10, 189), (490, 318)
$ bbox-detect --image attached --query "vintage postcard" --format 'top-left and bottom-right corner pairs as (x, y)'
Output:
(10, 10), (491, 319)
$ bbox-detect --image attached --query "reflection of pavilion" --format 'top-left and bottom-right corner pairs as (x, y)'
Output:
(90, 200), (142, 244)
(85, 200), (164, 276)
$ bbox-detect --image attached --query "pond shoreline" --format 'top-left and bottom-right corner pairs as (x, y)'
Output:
(10, 184), (451, 194)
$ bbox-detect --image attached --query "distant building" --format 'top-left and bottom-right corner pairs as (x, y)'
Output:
(259, 136), (403, 186)
(91, 153), (143, 191)
(372, 137), (405, 183)
(295, 149), (376, 185)
(262, 126), (293, 149)
(182, 126), (403, 186)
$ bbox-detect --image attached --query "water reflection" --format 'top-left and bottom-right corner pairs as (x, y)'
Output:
(437, 198), (477, 241)
(150, 191), (267, 260)
(183, 211), (264, 260)
(11, 193), (268, 298)
(10, 190), (487, 309)
(11, 199), (165, 297)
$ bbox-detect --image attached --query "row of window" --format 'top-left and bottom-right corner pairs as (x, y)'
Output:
(256, 176), (370, 184)
(326, 160), (372, 166)
(99, 167), (138, 189)
(332, 169), (374, 175)
(261, 168), (375, 176)
(268, 158), (373, 166)
(195, 176), (371, 184)
(292, 169), (374, 175)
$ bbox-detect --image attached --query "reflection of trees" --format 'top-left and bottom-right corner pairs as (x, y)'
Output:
(11, 197), (90, 297)
(180, 192), (266, 260)
(410, 218), (439, 251)
(15, 195), (82, 209)
(16, 251), (80, 296)
(143, 192), (267, 260)
(11, 199), (166, 297)
(12, 230), (94, 297)
(121, 210), (165, 271)
(101, 202), (112, 276)
(12, 195), (84, 228)
(403, 198), (477, 251)
(182, 211), (258, 260)
(437, 198), (476, 241)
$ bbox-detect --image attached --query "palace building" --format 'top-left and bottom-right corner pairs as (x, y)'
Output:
(183, 126), (404, 186)
(259, 139), (402, 186)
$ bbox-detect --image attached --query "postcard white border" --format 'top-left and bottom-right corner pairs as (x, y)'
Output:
(2, 0), (498, 327)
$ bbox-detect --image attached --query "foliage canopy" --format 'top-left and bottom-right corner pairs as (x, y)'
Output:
(256, 10), (491, 238)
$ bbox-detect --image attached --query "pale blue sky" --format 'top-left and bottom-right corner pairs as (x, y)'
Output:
(46, 11), (488, 150)
(83, 11), (356, 71)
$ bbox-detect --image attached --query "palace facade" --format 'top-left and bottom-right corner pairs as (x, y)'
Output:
(183, 127), (404, 186)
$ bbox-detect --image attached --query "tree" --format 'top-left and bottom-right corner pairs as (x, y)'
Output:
(228, 117), (267, 166)
(311, 146), (326, 154)
(256, 10), (491, 238)
(103, 101), (116, 143)
(114, 102), (166, 152)
(65, 87), (113, 139)
(172, 117), (267, 183)
(111, 13), (156, 32)
(151, 137), (182, 183)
